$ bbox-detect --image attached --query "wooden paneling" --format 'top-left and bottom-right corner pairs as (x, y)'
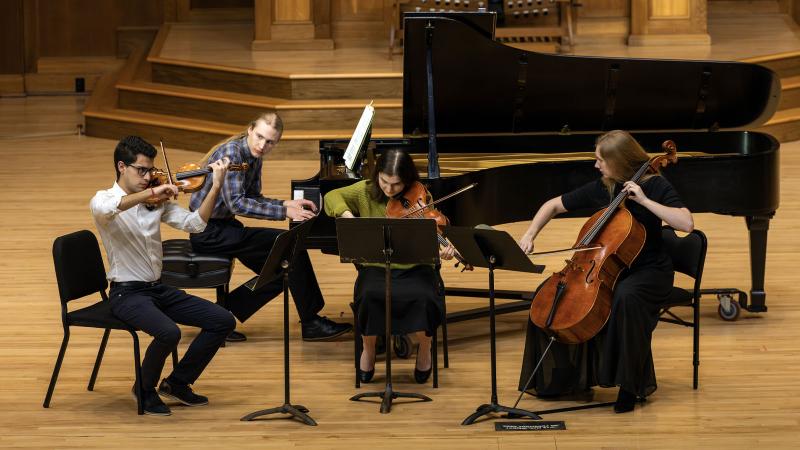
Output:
(630, 0), (710, 45)
(274, 0), (312, 21)
(331, 0), (383, 21)
(191, 0), (253, 7)
(578, 0), (629, 18)
(0, 0), (25, 75)
(36, 0), (165, 57)
(650, 0), (691, 18)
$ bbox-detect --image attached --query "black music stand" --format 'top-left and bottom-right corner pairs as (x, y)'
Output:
(336, 218), (439, 414)
(442, 225), (545, 425)
(241, 218), (317, 426)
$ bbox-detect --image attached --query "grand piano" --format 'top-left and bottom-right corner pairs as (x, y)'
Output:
(290, 12), (781, 317)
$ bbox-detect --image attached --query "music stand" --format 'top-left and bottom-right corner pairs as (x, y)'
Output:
(442, 225), (545, 425)
(240, 217), (317, 426)
(336, 218), (439, 414)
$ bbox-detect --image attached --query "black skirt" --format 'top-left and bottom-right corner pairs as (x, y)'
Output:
(518, 266), (674, 398)
(354, 265), (444, 336)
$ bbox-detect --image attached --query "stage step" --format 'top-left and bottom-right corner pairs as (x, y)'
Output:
(759, 106), (800, 143)
(745, 51), (800, 79)
(778, 75), (800, 110)
(116, 80), (402, 131)
(148, 57), (402, 100)
(84, 107), (401, 158)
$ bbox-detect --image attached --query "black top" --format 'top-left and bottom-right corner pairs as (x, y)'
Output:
(561, 176), (685, 271)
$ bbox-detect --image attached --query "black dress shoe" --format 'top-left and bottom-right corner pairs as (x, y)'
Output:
(614, 388), (637, 413)
(359, 350), (376, 383)
(226, 330), (247, 342)
(132, 386), (171, 416)
(413, 346), (432, 384)
(301, 316), (353, 341)
(359, 368), (375, 383)
(158, 379), (208, 406)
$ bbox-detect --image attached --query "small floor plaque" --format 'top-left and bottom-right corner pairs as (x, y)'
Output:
(495, 421), (566, 431)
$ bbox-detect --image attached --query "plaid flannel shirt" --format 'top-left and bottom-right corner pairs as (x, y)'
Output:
(189, 136), (286, 220)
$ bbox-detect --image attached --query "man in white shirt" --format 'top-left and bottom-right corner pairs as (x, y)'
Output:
(90, 136), (234, 416)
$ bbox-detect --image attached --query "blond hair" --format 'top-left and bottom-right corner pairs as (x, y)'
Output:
(596, 130), (655, 197)
(199, 112), (284, 163)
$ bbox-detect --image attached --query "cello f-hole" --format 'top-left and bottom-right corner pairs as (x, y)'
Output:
(585, 259), (596, 284)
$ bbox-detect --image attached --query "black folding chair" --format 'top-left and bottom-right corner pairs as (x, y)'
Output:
(659, 226), (708, 389)
(43, 230), (177, 415)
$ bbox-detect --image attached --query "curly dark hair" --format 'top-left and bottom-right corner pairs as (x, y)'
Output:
(114, 136), (156, 180)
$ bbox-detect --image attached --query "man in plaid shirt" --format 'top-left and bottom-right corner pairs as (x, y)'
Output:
(189, 113), (352, 342)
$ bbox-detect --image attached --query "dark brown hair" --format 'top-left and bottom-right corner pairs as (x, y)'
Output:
(368, 148), (420, 201)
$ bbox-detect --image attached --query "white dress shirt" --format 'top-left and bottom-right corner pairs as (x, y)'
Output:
(90, 182), (207, 282)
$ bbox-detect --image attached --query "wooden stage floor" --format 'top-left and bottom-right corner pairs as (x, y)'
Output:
(0, 96), (799, 448)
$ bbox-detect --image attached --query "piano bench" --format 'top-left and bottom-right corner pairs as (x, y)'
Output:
(161, 239), (233, 308)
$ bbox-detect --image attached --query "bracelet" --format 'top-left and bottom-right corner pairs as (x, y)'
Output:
(151, 187), (156, 197)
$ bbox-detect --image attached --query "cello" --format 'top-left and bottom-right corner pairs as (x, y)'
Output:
(529, 140), (678, 344)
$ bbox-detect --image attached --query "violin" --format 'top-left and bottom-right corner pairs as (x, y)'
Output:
(529, 141), (678, 344)
(144, 141), (248, 206)
(386, 181), (476, 272)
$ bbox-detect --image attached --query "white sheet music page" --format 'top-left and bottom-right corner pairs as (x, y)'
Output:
(344, 101), (375, 171)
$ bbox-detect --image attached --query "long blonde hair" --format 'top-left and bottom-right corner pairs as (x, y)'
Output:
(199, 112), (284, 163)
(596, 130), (654, 197)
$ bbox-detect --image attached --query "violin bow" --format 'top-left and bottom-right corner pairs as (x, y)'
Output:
(399, 182), (478, 219)
(159, 139), (178, 200)
(527, 244), (603, 257)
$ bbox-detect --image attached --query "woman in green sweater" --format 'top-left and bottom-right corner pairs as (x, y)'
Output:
(324, 148), (454, 384)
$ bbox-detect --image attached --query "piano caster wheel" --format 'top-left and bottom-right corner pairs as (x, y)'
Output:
(394, 334), (413, 359)
(717, 294), (741, 321)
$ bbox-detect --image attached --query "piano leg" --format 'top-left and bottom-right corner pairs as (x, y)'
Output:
(746, 215), (771, 313)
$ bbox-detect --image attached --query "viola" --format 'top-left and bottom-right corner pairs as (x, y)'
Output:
(529, 141), (678, 344)
(386, 181), (476, 271)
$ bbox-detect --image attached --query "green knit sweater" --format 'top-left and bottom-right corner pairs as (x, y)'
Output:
(323, 180), (388, 220)
(323, 180), (430, 269)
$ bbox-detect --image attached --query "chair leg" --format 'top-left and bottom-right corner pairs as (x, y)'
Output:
(432, 330), (439, 388)
(88, 329), (111, 391)
(216, 285), (227, 309)
(43, 327), (70, 408)
(693, 298), (700, 389)
(171, 349), (179, 369)
(351, 303), (362, 389)
(129, 331), (144, 415)
(442, 300), (449, 368)
(217, 285), (228, 348)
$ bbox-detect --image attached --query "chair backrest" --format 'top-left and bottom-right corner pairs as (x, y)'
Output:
(52, 230), (108, 304)
(661, 226), (708, 283)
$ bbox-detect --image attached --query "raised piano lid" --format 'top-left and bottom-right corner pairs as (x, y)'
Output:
(402, 12), (782, 137)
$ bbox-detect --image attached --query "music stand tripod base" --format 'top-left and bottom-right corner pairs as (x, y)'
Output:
(240, 219), (318, 426)
(336, 218), (439, 414)
(241, 403), (316, 425)
(350, 382), (432, 414)
(441, 226), (545, 426)
(462, 403), (542, 425)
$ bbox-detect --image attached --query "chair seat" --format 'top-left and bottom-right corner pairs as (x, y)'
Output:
(67, 300), (133, 330)
(661, 287), (693, 309)
(162, 239), (232, 288)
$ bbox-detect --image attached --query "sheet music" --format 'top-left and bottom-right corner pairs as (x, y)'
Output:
(344, 101), (375, 171)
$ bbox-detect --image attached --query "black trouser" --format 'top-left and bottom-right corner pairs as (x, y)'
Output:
(190, 218), (325, 323)
(109, 283), (235, 390)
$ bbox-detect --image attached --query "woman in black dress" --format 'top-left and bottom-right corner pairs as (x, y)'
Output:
(517, 130), (694, 413)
